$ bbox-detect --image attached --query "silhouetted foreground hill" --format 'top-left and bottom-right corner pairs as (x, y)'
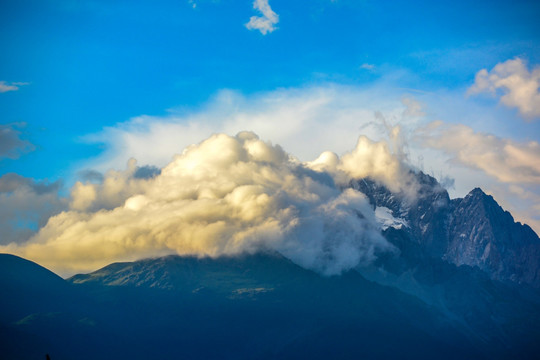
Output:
(2, 252), (540, 359)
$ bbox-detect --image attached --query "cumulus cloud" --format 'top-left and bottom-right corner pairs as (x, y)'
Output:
(339, 135), (416, 195)
(416, 121), (540, 184)
(0, 123), (35, 159)
(468, 58), (540, 119)
(1, 132), (407, 276)
(69, 159), (156, 212)
(0, 174), (66, 246)
(0, 81), (28, 93)
(245, 0), (279, 35)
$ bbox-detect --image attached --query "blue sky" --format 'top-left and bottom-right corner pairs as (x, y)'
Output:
(1, 0), (540, 268)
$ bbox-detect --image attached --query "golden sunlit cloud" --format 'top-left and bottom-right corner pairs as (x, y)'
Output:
(2, 131), (413, 276)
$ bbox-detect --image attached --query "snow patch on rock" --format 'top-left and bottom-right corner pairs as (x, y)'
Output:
(375, 206), (408, 230)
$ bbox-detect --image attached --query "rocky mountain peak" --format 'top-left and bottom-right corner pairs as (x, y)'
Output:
(350, 172), (540, 287)
(446, 187), (540, 286)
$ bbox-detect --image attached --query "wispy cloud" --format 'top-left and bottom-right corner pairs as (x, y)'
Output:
(468, 58), (540, 119)
(245, 0), (279, 35)
(81, 86), (406, 172)
(401, 96), (425, 117)
(0, 81), (29, 93)
(360, 63), (375, 71)
(0, 123), (35, 159)
(416, 121), (540, 184)
(0, 173), (66, 246)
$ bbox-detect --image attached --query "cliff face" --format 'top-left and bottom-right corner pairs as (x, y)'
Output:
(446, 188), (540, 286)
(351, 173), (540, 287)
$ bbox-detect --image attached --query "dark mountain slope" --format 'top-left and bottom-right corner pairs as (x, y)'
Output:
(0, 254), (101, 360)
(0, 253), (70, 323)
(446, 188), (540, 286)
(0, 252), (484, 360)
(69, 253), (484, 360)
(359, 227), (540, 358)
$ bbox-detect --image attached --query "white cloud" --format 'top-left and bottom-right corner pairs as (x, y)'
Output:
(245, 0), (279, 35)
(0, 81), (29, 93)
(2, 132), (401, 276)
(82, 86), (406, 173)
(468, 58), (540, 119)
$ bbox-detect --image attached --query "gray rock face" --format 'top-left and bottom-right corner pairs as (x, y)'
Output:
(446, 188), (540, 287)
(350, 173), (540, 287)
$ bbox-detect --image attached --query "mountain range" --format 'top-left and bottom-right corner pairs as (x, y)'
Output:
(2, 172), (540, 359)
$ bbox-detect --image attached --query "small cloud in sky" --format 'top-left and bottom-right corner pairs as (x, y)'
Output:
(0, 81), (29, 93)
(360, 63), (375, 71)
(0, 123), (35, 159)
(468, 58), (540, 120)
(401, 96), (425, 117)
(188, 0), (196, 9)
(245, 0), (279, 35)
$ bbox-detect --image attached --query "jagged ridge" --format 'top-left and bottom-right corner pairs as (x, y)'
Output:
(351, 172), (540, 287)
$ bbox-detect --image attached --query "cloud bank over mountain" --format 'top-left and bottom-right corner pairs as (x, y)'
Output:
(1, 132), (414, 275)
(77, 81), (540, 237)
(3, 58), (540, 275)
